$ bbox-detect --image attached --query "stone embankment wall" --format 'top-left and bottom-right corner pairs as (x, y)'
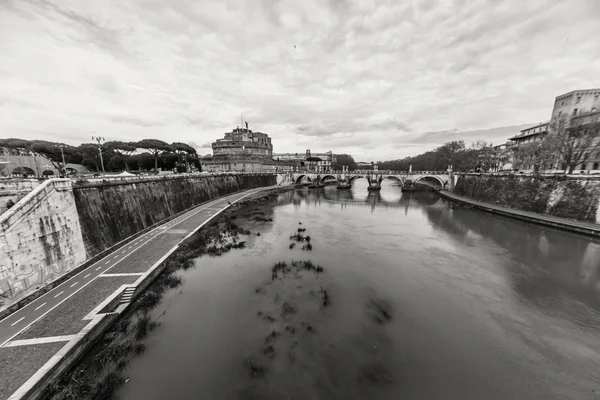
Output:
(0, 174), (275, 309)
(73, 174), (275, 257)
(0, 179), (87, 305)
(0, 179), (43, 214)
(453, 174), (600, 223)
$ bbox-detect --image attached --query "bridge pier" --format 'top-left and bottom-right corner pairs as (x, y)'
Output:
(366, 174), (383, 191)
(336, 166), (351, 189)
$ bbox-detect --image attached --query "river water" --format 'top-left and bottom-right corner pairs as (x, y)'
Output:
(116, 181), (600, 400)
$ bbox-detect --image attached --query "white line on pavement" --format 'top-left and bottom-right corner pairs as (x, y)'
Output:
(10, 317), (25, 327)
(96, 266), (102, 271)
(54, 291), (64, 298)
(34, 303), (46, 311)
(4, 335), (76, 347)
(69, 282), (78, 288)
(84, 274), (91, 279)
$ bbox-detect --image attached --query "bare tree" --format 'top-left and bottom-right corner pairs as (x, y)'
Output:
(551, 114), (600, 174)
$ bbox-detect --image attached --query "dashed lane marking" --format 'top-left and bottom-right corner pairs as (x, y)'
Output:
(84, 274), (91, 279)
(54, 291), (64, 298)
(34, 303), (46, 311)
(10, 317), (24, 327)
(69, 282), (78, 288)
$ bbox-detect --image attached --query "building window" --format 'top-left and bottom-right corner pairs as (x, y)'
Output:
(560, 101), (564, 106)
(576, 96), (581, 104)
(581, 163), (587, 171)
(573, 108), (578, 115)
(594, 163), (599, 170)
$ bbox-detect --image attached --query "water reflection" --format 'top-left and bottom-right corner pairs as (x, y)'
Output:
(285, 186), (600, 319)
(423, 199), (600, 319)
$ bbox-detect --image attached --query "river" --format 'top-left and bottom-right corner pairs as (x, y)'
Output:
(115, 180), (600, 400)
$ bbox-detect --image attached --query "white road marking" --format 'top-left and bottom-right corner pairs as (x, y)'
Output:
(84, 273), (91, 279)
(99, 273), (144, 277)
(105, 261), (110, 264)
(4, 335), (76, 347)
(54, 291), (64, 298)
(10, 317), (25, 326)
(70, 282), (78, 288)
(34, 303), (46, 311)
(96, 266), (102, 271)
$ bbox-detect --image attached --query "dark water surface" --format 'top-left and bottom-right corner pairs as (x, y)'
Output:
(116, 181), (600, 400)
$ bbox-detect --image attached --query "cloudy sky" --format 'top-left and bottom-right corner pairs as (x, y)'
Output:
(1, 0), (599, 161)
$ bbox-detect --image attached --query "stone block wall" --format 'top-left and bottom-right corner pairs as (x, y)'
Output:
(0, 179), (44, 214)
(453, 174), (600, 223)
(73, 174), (275, 258)
(0, 179), (86, 305)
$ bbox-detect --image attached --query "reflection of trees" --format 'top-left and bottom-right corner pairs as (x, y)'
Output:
(425, 203), (600, 313)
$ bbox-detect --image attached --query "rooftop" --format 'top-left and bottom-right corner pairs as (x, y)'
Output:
(555, 88), (600, 100)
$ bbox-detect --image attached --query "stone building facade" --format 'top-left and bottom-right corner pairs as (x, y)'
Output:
(212, 127), (273, 160)
(272, 150), (335, 172)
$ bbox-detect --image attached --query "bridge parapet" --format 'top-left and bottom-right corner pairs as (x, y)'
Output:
(290, 171), (454, 190)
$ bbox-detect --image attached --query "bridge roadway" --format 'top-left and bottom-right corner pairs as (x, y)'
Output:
(0, 185), (275, 399)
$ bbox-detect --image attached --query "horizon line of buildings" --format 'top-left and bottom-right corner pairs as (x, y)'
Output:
(201, 124), (336, 173)
(493, 88), (600, 173)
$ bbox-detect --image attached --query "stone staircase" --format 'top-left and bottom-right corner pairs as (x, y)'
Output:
(119, 287), (136, 305)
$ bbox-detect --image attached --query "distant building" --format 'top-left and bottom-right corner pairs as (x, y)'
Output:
(355, 161), (373, 170)
(0, 147), (55, 177)
(272, 150), (335, 172)
(202, 124), (276, 172)
(508, 122), (549, 146)
(212, 126), (273, 161)
(550, 89), (600, 129)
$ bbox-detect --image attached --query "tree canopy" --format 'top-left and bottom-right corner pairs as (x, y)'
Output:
(171, 142), (197, 155)
(332, 154), (358, 170)
(377, 140), (504, 172)
(136, 139), (172, 170)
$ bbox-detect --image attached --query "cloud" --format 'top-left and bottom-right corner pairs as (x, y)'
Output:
(0, 0), (599, 161)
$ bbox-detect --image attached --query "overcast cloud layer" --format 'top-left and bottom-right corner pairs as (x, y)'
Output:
(1, 0), (599, 160)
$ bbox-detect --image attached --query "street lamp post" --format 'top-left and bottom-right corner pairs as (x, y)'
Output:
(92, 136), (106, 176)
(58, 144), (66, 176)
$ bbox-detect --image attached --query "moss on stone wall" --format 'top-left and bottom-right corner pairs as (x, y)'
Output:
(73, 174), (276, 258)
(454, 175), (600, 223)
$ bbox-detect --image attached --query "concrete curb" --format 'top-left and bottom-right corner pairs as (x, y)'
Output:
(438, 190), (600, 238)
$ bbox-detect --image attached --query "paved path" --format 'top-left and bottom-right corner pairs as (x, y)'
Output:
(440, 190), (600, 237)
(0, 186), (275, 399)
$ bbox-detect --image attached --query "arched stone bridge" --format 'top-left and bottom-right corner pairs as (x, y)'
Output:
(288, 170), (456, 190)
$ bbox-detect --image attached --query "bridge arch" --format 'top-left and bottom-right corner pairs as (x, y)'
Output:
(381, 175), (404, 186)
(319, 174), (338, 184)
(414, 175), (445, 187)
(348, 175), (366, 183)
(295, 174), (313, 184)
(12, 166), (35, 175)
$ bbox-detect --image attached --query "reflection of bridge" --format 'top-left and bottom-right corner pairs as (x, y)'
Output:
(280, 185), (445, 214)
(289, 170), (455, 190)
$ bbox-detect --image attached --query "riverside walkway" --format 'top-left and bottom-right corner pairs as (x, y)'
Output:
(439, 190), (600, 238)
(0, 186), (275, 400)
